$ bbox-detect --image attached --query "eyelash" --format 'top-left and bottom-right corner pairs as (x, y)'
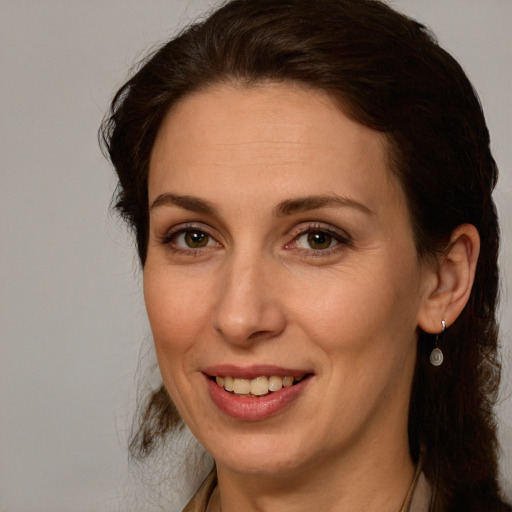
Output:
(159, 222), (352, 257)
(158, 223), (220, 254)
(287, 223), (352, 256)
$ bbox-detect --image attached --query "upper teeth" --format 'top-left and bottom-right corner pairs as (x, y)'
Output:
(215, 375), (304, 396)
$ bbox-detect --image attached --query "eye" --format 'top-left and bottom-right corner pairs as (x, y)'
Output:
(286, 224), (352, 254)
(296, 230), (337, 250)
(179, 229), (211, 248)
(164, 227), (219, 250)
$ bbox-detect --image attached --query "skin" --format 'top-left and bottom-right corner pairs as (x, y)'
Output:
(144, 83), (478, 511)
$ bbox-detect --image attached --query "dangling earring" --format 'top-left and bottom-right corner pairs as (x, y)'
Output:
(430, 320), (446, 366)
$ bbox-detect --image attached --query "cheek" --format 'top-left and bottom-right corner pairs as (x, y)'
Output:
(286, 260), (421, 357)
(143, 268), (213, 420)
(143, 267), (209, 362)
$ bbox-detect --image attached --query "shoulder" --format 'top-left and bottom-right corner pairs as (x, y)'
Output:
(182, 468), (217, 512)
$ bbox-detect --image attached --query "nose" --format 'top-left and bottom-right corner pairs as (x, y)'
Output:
(212, 253), (287, 346)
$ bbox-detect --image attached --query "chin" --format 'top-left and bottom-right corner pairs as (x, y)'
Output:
(203, 429), (320, 476)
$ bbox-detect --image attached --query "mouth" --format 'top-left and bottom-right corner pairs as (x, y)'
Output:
(203, 365), (313, 419)
(211, 374), (308, 397)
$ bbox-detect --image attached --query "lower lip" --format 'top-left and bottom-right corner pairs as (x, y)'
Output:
(206, 375), (311, 421)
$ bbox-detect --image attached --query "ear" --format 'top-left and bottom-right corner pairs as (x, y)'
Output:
(418, 224), (480, 334)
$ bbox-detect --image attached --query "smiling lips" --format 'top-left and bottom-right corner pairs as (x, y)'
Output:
(205, 369), (312, 420)
(215, 374), (305, 396)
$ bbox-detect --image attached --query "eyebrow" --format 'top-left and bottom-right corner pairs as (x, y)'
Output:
(149, 192), (372, 217)
(274, 194), (373, 216)
(150, 193), (217, 215)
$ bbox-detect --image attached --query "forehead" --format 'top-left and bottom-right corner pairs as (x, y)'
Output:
(148, 82), (401, 213)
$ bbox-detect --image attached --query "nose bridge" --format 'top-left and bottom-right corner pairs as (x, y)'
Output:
(213, 247), (285, 345)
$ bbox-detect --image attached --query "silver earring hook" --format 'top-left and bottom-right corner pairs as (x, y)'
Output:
(430, 320), (446, 367)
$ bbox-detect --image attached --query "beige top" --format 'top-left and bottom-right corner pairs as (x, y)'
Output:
(183, 462), (432, 512)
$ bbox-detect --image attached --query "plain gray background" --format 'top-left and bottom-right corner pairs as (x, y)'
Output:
(1, 1), (511, 511)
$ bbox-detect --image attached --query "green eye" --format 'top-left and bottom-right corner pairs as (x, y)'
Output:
(307, 231), (333, 250)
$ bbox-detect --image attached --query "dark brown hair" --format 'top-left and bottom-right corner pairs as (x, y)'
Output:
(100, 0), (509, 509)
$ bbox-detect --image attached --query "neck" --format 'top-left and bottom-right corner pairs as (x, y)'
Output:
(210, 437), (415, 512)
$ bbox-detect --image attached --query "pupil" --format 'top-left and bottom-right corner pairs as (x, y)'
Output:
(185, 231), (208, 248)
(308, 231), (331, 250)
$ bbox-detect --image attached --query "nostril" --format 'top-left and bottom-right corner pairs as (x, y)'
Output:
(247, 330), (274, 341)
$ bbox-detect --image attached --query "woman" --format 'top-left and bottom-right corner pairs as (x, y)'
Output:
(101, 0), (511, 510)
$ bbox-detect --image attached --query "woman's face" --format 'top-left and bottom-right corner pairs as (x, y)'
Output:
(145, 83), (434, 477)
